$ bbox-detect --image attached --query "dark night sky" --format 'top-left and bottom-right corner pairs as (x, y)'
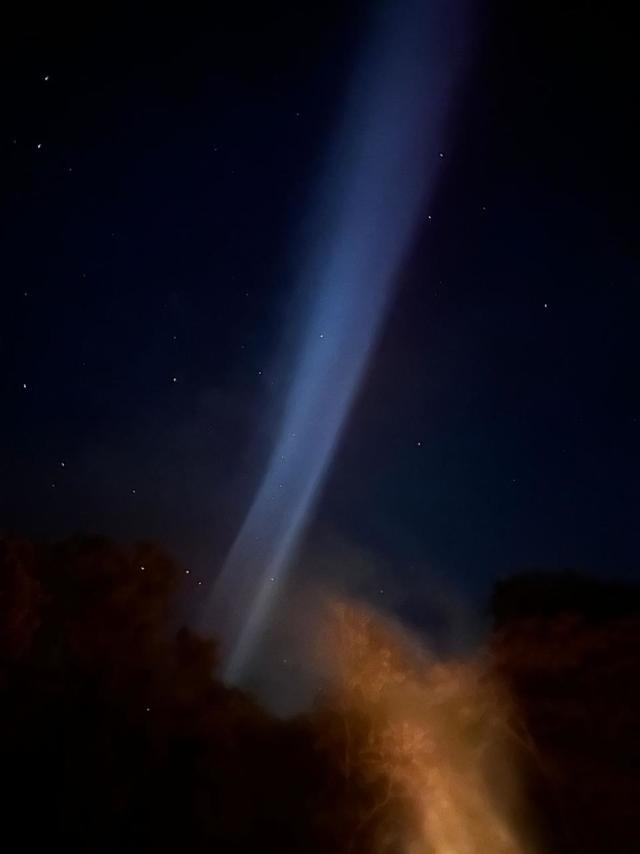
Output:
(1, 1), (638, 640)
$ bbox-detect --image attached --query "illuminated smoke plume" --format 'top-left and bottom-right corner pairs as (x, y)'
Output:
(205, 1), (469, 681)
(318, 599), (539, 854)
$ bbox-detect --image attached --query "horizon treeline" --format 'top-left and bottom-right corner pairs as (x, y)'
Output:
(1, 533), (639, 853)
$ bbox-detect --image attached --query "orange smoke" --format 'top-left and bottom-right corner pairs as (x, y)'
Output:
(316, 599), (539, 854)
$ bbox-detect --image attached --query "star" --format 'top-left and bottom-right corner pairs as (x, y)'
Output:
(36, 143), (42, 150)
(22, 383), (27, 390)
(43, 74), (49, 82)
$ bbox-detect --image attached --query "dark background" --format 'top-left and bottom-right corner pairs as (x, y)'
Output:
(1, 1), (638, 635)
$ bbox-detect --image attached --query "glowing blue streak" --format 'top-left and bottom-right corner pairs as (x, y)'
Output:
(207, 0), (466, 681)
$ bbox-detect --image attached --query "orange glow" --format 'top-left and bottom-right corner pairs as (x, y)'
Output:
(318, 600), (537, 853)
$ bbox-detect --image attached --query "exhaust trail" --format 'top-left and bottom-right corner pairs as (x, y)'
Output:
(205, 0), (469, 682)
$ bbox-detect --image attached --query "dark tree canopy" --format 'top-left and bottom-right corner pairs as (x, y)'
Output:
(492, 571), (640, 854)
(0, 533), (412, 853)
(2, 535), (640, 852)
(491, 569), (640, 627)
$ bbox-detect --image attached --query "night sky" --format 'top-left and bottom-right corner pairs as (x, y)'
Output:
(2, 2), (638, 646)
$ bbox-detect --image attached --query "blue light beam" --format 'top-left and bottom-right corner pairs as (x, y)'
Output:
(206, 0), (468, 682)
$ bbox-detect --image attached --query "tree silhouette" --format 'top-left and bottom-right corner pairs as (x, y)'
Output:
(0, 534), (407, 853)
(491, 571), (640, 854)
(3, 536), (639, 852)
